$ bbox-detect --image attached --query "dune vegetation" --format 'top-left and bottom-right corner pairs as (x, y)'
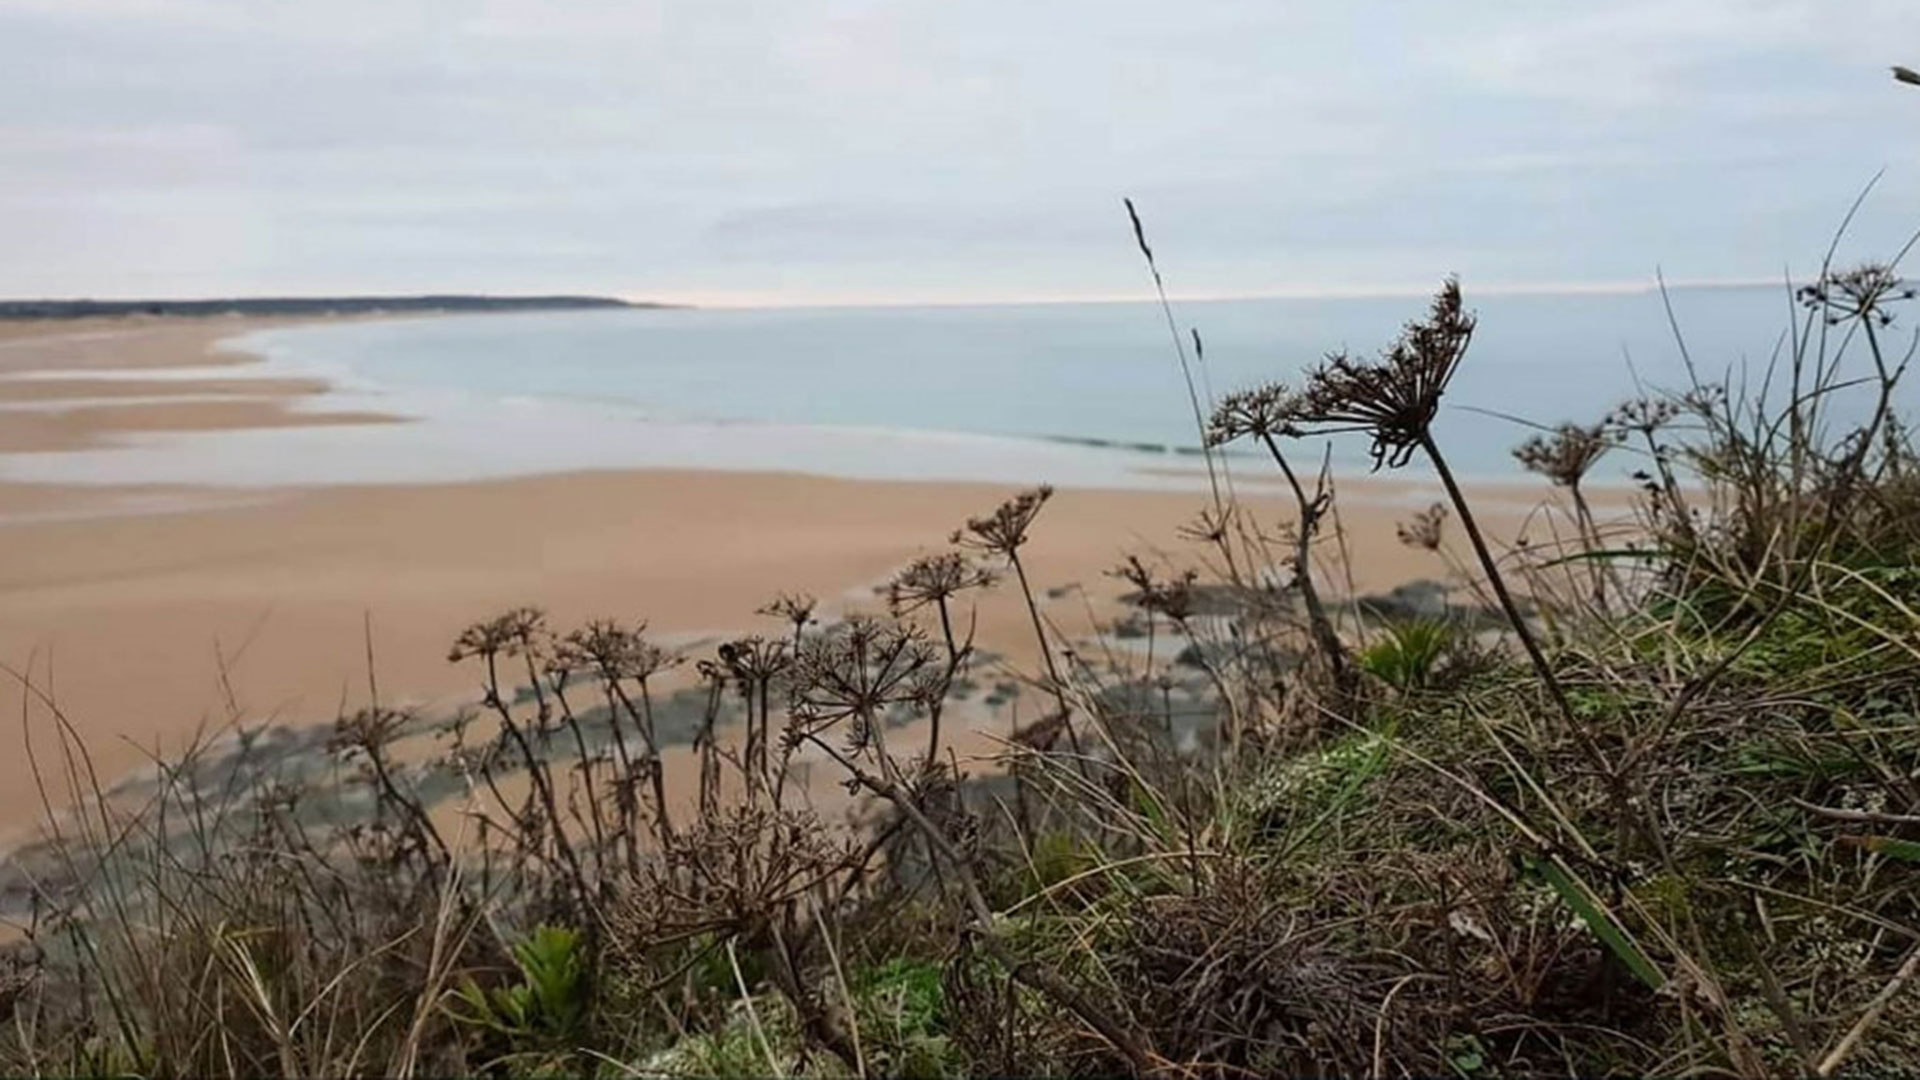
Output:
(4, 216), (1919, 1078)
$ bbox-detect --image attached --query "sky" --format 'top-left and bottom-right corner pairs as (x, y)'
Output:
(2, 0), (1918, 306)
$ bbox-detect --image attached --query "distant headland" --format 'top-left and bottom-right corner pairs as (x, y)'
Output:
(0, 295), (669, 320)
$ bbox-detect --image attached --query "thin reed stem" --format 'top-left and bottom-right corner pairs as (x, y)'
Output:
(1125, 197), (1224, 514)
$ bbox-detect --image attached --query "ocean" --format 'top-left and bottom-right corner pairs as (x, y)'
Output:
(4, 284), (1907, 491)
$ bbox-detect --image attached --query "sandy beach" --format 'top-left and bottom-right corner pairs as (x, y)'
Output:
(0, 318), (1593, 843)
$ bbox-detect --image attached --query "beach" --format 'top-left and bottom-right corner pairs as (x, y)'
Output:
(0, 317), (1585, 843)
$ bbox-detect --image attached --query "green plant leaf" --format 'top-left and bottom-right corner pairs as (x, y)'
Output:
(1531, 856), (1666, 991)
(1445, 1033), (1487, 1076)
(1840, 834), (1920, 862)
(1129, 780), (1173, 847)
(1360, 618), (1455, 691)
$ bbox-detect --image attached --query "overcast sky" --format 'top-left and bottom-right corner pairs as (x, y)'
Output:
(2, 0), (1917, 305)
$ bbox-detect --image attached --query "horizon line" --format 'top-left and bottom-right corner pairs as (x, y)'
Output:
(632, 275), (1788, 310)
(0, 276), (1794, 315)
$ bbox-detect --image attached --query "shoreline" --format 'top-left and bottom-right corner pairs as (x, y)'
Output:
(0, 314), (1653, 498)
(0, 316), (410, 466)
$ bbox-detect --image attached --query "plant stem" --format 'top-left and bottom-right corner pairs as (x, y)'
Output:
(1568, 481), (1610, 610)
(930, 596), (960, 763)
(548, 683), (609, 875)
(1418, 433), (1579, 732)
(1259, 432), (1353, 697)
(1009, 550), (1084, 763)
(1126, 197), (1225, 519)
(636, 676), (676, 848)
(610, 676), (679, 853)
(484, 653), (590, 912)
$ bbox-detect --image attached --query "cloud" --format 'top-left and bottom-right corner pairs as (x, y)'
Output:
(0, 0), (1915, 300)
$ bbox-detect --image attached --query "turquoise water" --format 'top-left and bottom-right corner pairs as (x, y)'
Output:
(6, 285), (1909, 490)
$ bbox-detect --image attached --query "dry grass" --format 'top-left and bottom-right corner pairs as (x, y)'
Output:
(4, 217), (1920, 1078)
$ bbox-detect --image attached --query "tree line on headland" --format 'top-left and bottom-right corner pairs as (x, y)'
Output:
(0, 295), (661, 320)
